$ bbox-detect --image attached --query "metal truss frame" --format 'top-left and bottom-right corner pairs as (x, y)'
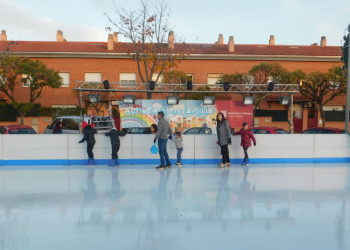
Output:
(73, 81), (299, 94)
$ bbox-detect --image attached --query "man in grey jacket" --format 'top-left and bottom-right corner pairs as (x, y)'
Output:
(154, 111), (172, 169)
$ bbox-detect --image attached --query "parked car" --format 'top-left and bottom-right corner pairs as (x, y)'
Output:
(0, 125), (36, 134)
(183, 127), (214, 135)
(301, 127), (345, 134)
(252, 127), (289, 134)
(122, 127), (152, 134)
(44, 116), (113, 134)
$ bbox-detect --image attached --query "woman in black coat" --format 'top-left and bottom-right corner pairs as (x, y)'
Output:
(79, 123), (97, 165)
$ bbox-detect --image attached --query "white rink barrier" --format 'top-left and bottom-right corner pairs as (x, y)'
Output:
(0, 134), (349, 165)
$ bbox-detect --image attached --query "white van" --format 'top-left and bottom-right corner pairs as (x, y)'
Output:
(44, 116), (114, 134)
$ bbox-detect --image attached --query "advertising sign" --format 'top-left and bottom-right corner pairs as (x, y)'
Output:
(119, 100), (253, 130)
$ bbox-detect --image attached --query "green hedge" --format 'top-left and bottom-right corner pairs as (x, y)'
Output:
(0, 103), (18, 121)
(0, 103), (87, 121)
(325, 111), (349, 122)
(254, 109), (288, 122)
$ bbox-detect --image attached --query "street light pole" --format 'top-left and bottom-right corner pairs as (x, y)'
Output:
(290, 94), (294, 134)
(345, 25), (350, 133)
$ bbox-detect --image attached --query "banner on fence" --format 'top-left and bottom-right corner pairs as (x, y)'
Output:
(118, 100), (253, 130)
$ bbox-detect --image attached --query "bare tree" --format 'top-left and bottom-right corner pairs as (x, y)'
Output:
(105, 0), (183, 99)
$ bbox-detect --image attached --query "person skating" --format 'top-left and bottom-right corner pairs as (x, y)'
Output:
(154, 111), (172, 169)
(79, 121), (97, 165)
(216, 112), (232, 168)
(105, 126), (126, 167)
(234, 122), (256, 166)
(172, 132), (183, 167)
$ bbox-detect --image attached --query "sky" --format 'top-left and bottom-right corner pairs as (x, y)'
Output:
(0, 0), (349, 46)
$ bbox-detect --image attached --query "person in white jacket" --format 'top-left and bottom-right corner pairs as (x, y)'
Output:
(172, 132), (183, 167)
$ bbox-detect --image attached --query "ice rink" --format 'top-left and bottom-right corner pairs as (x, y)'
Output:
(0, 163), (349, 250)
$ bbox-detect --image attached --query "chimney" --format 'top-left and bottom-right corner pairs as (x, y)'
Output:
(320, 36), (327, 46)
(218, 34), (224, 45)
(168, 31), (174, 50)
(1, 30), (7, 41)
(107, 34), (114, 51)
(269, 35), (275, 45)
(56, 30), (64, 42)
(113, 32), (118, 42)
(228, 36), (234, 52)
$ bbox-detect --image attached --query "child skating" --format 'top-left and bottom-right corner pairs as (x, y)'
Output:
(79, 121), (97, 165)
(234, 122), (256, 166)
(105, 126), (126, 167)
(172, 132), (183, 167)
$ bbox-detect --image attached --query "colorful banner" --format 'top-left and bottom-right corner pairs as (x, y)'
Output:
(119, 100), (253, 130)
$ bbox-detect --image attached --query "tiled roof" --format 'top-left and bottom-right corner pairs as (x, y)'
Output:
(0, 41), (341, 57)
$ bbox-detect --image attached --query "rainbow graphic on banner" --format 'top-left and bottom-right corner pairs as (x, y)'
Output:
(119, 107), (157, 127)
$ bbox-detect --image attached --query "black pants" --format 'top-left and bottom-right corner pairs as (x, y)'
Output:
(220, 144), (230, 164)
(112, 144), (120, 160)
(243, 146), (249, 161)
(87, 142), (95, 159)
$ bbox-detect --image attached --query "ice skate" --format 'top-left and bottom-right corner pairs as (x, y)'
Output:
(218, 162), (225, 168)
(108, 160), (115, 167)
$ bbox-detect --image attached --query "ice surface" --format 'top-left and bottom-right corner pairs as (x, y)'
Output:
(0, 164), (349, 250)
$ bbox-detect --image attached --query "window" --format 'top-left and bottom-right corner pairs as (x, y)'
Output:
(85, 73), (102, 82)
(49, 118), (60, 129)
(62, 118), (79, 130)
(275, 129), (288, 134)
(323, 106), (344, 111)
(202, 128), (212, 134)
(22, 74), (32, 87)
(181, 74), (193, 84)
(0, 127), (5, 134)
(52, 105), (77, 108)
(208, 74), (223, 85)
(184, 127), (201, 134)
(120, 73), (137, 86)
(244, 75), (255, 84)
(252, 129), (271, 134)
(0, 76), (6, 84)
(59, 72), (70, 87)
(8, 128), (36, 134)
(152, 74), (164, 83)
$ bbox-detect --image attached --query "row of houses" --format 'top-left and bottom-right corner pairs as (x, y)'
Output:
(0, 30), (346, 132)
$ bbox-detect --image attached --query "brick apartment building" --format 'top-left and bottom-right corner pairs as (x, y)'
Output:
(0, 30), (345, 132)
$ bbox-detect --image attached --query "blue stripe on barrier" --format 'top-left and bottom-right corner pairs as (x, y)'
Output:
(0, 157), (349, 166)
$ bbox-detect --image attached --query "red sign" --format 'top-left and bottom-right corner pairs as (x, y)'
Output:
(215, 100), (254, 128)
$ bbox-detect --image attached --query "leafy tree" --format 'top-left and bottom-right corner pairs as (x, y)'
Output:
(299, 66), (346, 126)
(105, 0), (184, 99)
(218, 63), (287, 114)
(21, 60), (62, 103)
(162, 70), (187, 84)
(0, 57), (62, 124)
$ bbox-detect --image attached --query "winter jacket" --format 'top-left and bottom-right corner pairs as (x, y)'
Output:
(234, 128), (256, 147)
(217, 119), (232, 146)
(172, 136), (183, 149)
(79, 125), (97, 144)
(105, 128), (126, 145)
(154, 117), (172, 140)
